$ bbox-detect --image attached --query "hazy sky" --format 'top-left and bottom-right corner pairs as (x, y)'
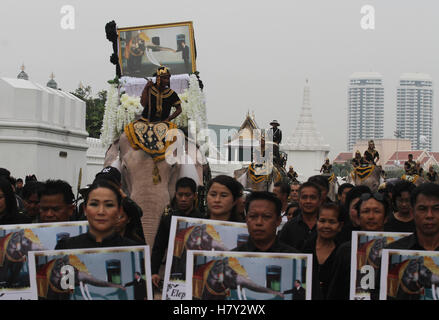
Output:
(1, 0), (437, 158)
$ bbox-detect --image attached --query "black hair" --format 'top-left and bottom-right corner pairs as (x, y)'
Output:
(175, 177), (197, 194)
(355, 192), (391, 219)
(274, 181), (291, 196)
(410, 183), (439, 207)
(22, 181), (45, 200)
(319, 202), (343, 222)
(206, 175), (244, 222)
(392, 180), (416, 207)
(0, 177), (18, 216)
(245, 191), (282, 217)
(298, 182), (322, 199)
(207, 175), (242, 200)
(337, 183), (354, 196)
(40, 180), (75, 205)
(16, 178), (23, 183)
(344, 185), (371, 211)
(286, 201), (299, 212)
(308, 175), (329, 192)
(85, 179), (123, 207)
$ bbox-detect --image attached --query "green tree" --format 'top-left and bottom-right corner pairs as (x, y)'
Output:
(71, 85), (107, 139)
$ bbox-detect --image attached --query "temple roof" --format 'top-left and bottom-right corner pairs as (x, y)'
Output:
(17, 64), (29, 80)
(225, 111), (261, 146)
(283, 79), (330, 151)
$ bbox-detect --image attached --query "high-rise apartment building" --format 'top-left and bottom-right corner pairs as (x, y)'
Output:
(396, 73), (433, 151)
(347, 72), (384, 151)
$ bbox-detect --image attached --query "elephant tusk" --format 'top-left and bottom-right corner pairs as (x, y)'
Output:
(242, 287), (247, 300)
(84, 284), (93, 300)
(79, 281), (89, 300)
(433, 285), (437, 300)
(237, 285), (242, 300)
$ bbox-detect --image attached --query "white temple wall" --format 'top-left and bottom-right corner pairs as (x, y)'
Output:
(285, 149), (329, 182)
(0, 77), (89, 192)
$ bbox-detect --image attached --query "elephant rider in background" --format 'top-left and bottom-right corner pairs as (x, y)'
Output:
(404, 154), (417, 176)
(427, 165), (438, 183)
(287, 166), (299, 182)
(140, 66), (182, 123)
(352, 150), (367, 168)
(267, 120), (282, 166)
(364, 140), (380, 165)
(416, 162), (424, 177)
(320, 158), (332, 174)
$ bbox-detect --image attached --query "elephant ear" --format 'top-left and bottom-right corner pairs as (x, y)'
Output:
(423, 256), (439, 275)
(68, 255), (89, 274)
(24, 229), (41, 245)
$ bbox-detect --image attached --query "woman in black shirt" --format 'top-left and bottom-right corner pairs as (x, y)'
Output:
(56, 180), (138, 249)
(303, 202), (343, 299)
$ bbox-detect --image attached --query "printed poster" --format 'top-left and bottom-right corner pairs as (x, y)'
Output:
(28, 246), (152, 300)
(163, 216), (249, 300)
(186, 250), (313, 300)
(350, 231), (412, 300)
(0, 221), (89, 300)
(380, 249), (439, 300)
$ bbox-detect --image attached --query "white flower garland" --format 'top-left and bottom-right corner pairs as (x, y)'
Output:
(100, 83), (120, 146)
(172, 74), (207, 134)
(116, 94), (143, 135)
(100, 84), (143, 147)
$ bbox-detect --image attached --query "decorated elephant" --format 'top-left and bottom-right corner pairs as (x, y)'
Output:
(0, 230), (45, 288)
(104, 121), (208, 247)
(347, 165), (383, 193)
(388, 256), (439, 300)
(321, 173), (339, 202)
(401, 174), (425, 187)
(37, 255), (125, 300)
(192, 257), (285, 300)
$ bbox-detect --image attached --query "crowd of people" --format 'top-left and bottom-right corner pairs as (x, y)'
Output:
(1, 161), (438, 300)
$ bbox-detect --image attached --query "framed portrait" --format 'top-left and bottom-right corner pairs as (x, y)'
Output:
(0, 221), (89, 300)
(162, 216), (249, 300)
(349, 231), (411, 300)
(118, 21), (196, 78)
(186, 250), (313, 300)
(380, 249), (439, 300)
(28, 246), (152, 300)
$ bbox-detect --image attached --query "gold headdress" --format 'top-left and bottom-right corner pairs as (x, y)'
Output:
(68, 255), (89, 274)
(227, 257), (248, 277)
(24, 229), (41, 244)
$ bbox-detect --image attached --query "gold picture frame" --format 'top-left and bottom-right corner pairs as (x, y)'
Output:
(117, 21), (196, 78)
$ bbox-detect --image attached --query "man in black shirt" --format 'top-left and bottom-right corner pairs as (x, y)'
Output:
(233, 191), (298, 253)
(386, 183), (439, 251)
(279, 182), (321, 251)
(327, 192), (390, 300)
(151, 177), (203, 288)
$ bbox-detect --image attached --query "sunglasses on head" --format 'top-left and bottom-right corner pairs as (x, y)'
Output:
(360, 192), (385, 202)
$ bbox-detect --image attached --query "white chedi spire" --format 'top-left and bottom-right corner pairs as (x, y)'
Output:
(283, 79), (330, 151)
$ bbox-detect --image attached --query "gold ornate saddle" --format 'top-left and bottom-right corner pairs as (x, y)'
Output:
(124, 118), (177, 162)
(124, 118), (178, 184)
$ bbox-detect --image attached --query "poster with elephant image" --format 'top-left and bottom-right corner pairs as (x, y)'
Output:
(162, 216), (249, 300)
(0, 221), (89, 300)
(28, 246), (152, 300)
(186, 250), (313, 300)
(350, 231), (412, 300)
(380, 249), (439, 300)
